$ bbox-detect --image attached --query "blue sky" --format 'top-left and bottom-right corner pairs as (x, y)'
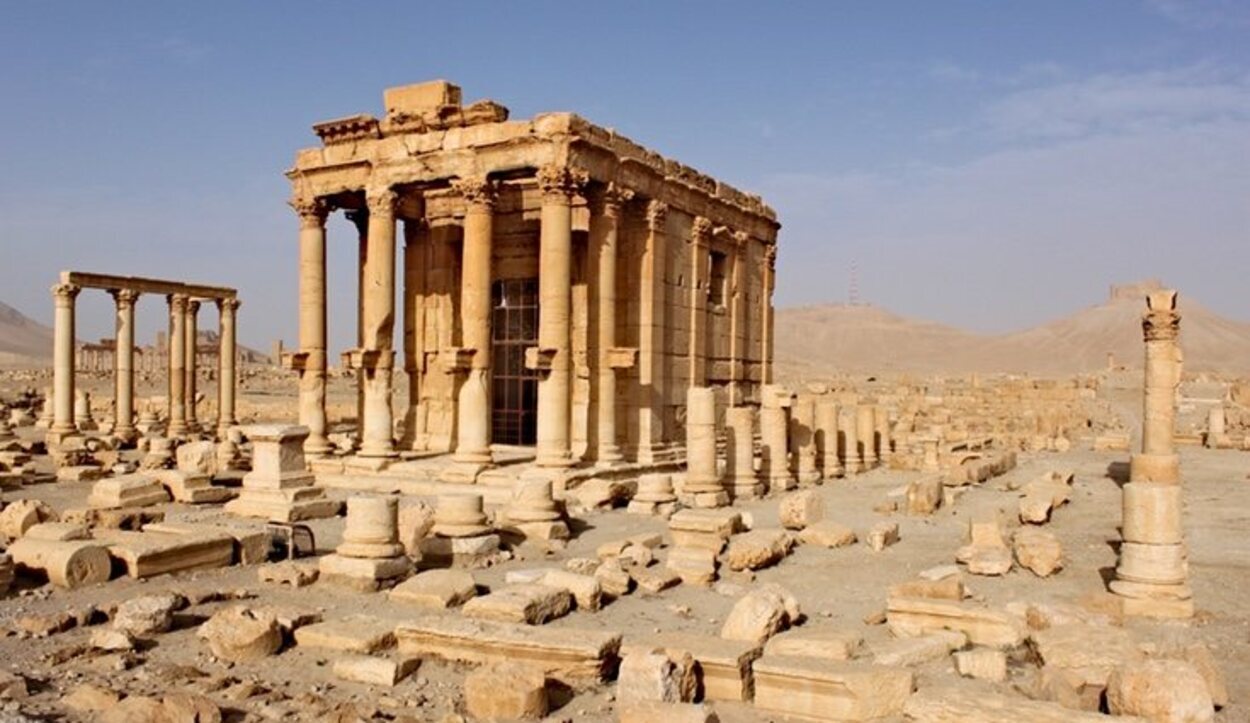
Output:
(1, 1), (1247, 353)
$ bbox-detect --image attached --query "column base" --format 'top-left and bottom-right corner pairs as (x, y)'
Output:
(303, 436), (335, 459)
(439, 461), (492, 484)
(358, 443), (398, 460)
(766, 474), (796, 493)
(796, 470), (822, 486)
(1129, 453), (1180, 484)
(732, 480), (766, 500)
(594, 445), (625, 465)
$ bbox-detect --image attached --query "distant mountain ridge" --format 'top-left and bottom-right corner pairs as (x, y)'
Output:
(0, 301), (54, 367)
(777, 281), (1250, 376)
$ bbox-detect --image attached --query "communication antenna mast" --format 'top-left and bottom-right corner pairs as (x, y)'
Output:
(848, 259), (861, 306)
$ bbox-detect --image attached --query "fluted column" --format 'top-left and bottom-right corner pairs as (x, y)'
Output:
(184, 299), (200, 432)
(167, 294), (188, 436)
(452, 176), (497, 465)
(110, 288), (139, 440)
(50, 281), (81, 438)
(729, 232), (749, 405)
(688, 217), (712, 387)
(636, 200), (669, 462)
(1130, 290), (1181, 484)
(216, 297), (240, 437)
(534, 165), (586, 468)
(592, 184), (632, 463)
(294, 198), (332, 456)
(359, 186), (398, 458)
(400, 218), (428, 451)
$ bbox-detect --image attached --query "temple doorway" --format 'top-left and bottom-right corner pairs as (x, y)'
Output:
(490, 278), (540, 445)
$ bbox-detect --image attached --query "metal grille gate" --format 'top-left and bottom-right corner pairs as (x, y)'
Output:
(490, 278), (540, 445)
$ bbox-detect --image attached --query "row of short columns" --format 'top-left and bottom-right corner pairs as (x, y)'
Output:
(49, 281), (238, 444)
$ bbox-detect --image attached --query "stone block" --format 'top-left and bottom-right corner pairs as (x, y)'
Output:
(629, 632), (761, 702)
(724, 528), (794, 571)
(537, 569), (602, 611)
(94, 528), (233, 579)
(886, 596), (1025, 648)
(721, 584), (800, 645)
(332, 654), (420, 687)
(798, 521), (857, 548)
(617, 702), (719, 723)
(617, 649), (696, 704)
(389, 569), (477, 609)
(463, 662), (548, 721)
(1014, 527), (1064, 577)
(0, 499), (57, 539)
(954, 647), (1008, 682)
(764, 628), (862, 661)
(753, 657), (914, 722)
(318, 553), (411, 592)
(113, 593), (181, 635)
(294, 615), (395, 653)
(594, 559), (633, 597)
(905, 684), (1134, 722)
(395, 616), (621, 688)
(142, 520), (270, 565)
(1107, 660), (1215, 723)
(258, 560), (319, 587)
(198, 606), (282, 662)
(870, 630), (966, 666)
(7, 538), (111, 589)
(778, 490), (824, 530)
(462, 583), (572, 625)
(906, 475), (944, 516)
(86, 474), (169, 509)
(632, 566), (682, 594)
(418, 533), (500, 568)
(667, 546), (719, 586)
(866, 522), (899, 551)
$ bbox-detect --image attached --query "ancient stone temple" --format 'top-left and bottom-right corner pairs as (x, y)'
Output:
(285, 80), (779, 475)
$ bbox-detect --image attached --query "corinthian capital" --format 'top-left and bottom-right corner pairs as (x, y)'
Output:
(601, 182), (634, 218)
(646, 200), (668, 231)
(537, 165), (588, 202)
(216, 297), (242, 313)
(732, 230), (750, 250)
(690, 216), (713, 245)
(291, 197), (329, 229)
(51, 282), (81, 303)
(110, 288), (140, 308)
(365, 186), (397, 216)
(452, 175), (499, 211)
(765, 244), (778, 269)
(169, 293), (189, 313)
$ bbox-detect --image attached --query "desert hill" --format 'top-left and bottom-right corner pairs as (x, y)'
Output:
(0, 301), (54, 368)
(777, 281), (1250, 376)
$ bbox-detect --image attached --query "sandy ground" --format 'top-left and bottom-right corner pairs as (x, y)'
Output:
(0, 372), (1247, 721)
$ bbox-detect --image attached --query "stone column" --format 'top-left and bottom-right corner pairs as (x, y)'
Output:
(791, 395), (820, 484)
(591, 184), (632, 464)
(856, 404), (877, 470)
(184, 300), (200, 432)
(1130, 290), (1181, 484)
(636, 200), (668, 463)
(347, 208), (369, 451)
(726, 406), (762, 499)
(762, 245), (777, 384)
(359, 187), (398, 459)
(841, 406), (861, 475)
(451, 176), (497, 468)
(400, 218), (428, 451)
(1206, 406), (1226, 448)
(728, 232), (749, 405)
(216, 297), (240, 437)
(874, 405), (893, 465)
(49, 281), (80, 440)
(294, 198), (332, 456)
(688, 217), (712, 387)
(167, 294), (188, 436)
(815, 399), (842, 479)
(110, 289), (139, 441)
(683, 386), (726, 507)
(534, 165), (586, 468)
(759, 385), (794, 492)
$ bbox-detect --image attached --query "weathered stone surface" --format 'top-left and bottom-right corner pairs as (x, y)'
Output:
(1030, 624), (1141, 679)
(798, 521), (857, 548)
(464, 663), (548, 721)
(94, 528), (234, 579)
(87, 474), (170, 509)
(398, 500), (435, 556)
(594, 558), (633, 597)
(887, 596), (1025, 648)
(96, 695), (165, 723)
(176, 440), (218, 475)
(396, 616), (621, 688)
(870, 630), (966, 666)
(113, 593), (181, 635)
(667, 546), (719, 586)
(779, 490), (824, 530)
(617, 649), (696, 704)
(537, 569), (603, 611)
(721, 584), (800, 644)
(617, 701), (719, 723)
(198, 606), (282, 662)
(765, 628), (862, 661)
(294, 615), (395, 653)
(1014, 527), (1064, 577)
(89, 628), (136, 652)
(1107, 660), (1215, 723)
(632, 566), (682, 594)
(906, 475), (944, 516)
(867, 522), (900, 551)
(1018, 470), (1073, 524)
(955, 647), (1008, 682)
(160, 692), (222, 722)
(7, 537), (111, 589)
(629, 632), (761, 702)
(462, 583), (572, 625)
(0, 499), (57, 539)
(318, 553), (411, 591)
(890, 576), (965, 601)
(724, 528), (794, 571)
(389, 569), (478, 609)
(905, 684), (1138, 722)
(62, 684), (120, 714)
(257, 560), (319, 587)
(332, 654), (420, 687)
(753, 657), (914, 722)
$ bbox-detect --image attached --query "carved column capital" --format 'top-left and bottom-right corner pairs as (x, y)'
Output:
(50, 282), (81, 303)
(109, 288), (140, 308)
(600, 183), (634, 219)
(1143, 289), (1180, 342)
(365, 186), (398, 216)
(452, 175), (499, 211)
(732, 230), (750, 250)
(291, 197), (329, 229)
(646, 200), (669, 231)
(537, 165), (588, 203)
(168, 293), (189, 314)
(690, 216), (713, 245)
(216, 297), (242, 314)
(765, 244), (778, 269)
(187, 299), (202, 315)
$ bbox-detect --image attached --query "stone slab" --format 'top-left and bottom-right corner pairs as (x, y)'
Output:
(626, 632), (761, 702)
(753, 656), (914, 721)
(293, 615), (395, 653)
(94, 529), (233, 579)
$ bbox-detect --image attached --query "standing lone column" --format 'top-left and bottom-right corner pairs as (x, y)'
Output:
(1130, 290), (1181, 484)
(451, 176), (497, 468)
(110, 289), (139, 441)
(791, 394), (820, 485)
(683, 386), (727, 507)
(841, 405), (861, 475)
(592, 184), (632, 463)
(856, 404), (877, 470)
(167, 294), (188, 436)
(815, 399), (842, 479)
(293, 198), (332, 456)
(184, 300), (200, 432)
(534, 165), (586, 468)
(636, 200), (669, 463)
(216, 297), (240, 438)
(726, 406), (762, 500)
(359, 186), (398, 459)
(49, 281), (81, 442)
(759, 385), (795, 492)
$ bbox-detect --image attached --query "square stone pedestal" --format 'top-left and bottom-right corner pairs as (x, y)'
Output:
(225, 425), (341, 522)
(419, 534), (500, 569)
(319, 553), (411, 592)
(225, 488), (342, 522)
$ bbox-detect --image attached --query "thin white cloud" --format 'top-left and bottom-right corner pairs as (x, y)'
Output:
(1145, 0), (1250, 28)
(927, 60), (980, 84)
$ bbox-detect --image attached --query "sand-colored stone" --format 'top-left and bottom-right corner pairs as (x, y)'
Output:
(1107, 659), (1215, 723)
(7, 537), (111, 589)
(886, 595), (1025, 648)
(94, 528), (234, 579)
(389, 569), (478, 609)
(463, 663), (549, 721)
(779, 489), (824, 530)
(294, 615), (395, 653)
(765, 628), (862, 661)
(462, 583), (573, 625)
(753, 656), (914, 722)
(198, 606), (283, 662)
(332, 654), (420, 687)
(630, 632), (761, 702)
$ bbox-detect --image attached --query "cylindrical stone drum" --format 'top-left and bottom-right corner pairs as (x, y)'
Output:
(342, 496), (399, 546)
(635, 473), (676, 502)
(1122, 482), (1183, 545)
(1116, 541), (1188, 585)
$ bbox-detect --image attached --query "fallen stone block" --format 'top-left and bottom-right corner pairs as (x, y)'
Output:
(753, 656), (914, 722)
(1018, 470), (1074, 525)
(0, 499), (57, 539)
(617, 648), (696, 704)
(23, 522), (89, 541)
(462, 583), (573, 625)
(418, 533), (501, 569)
(94, 528), (234, 579)
(151, 468), (234, 504)
(866, 522), (900, 551)
(889, 576), (965, 601)
(595, 559), (633, 597)
(617, 701), (719, 723)
(113, 592), (182, 635)
(332, 654), (420, 687)
(904, 684), (1139, 722)
(258, 560), (319, 587)
(906, 475), (944, 516)
(395, 615), (621, 688)
(724, 528), (794, 571)
(198, 606), (282, 662)
(632, 566), (682, 594)
(62, 684), (120, 714)
(86, 474), (169, 509)
(464, 663), (548, 721)
(538, 569), (603, 611)
(143, 520), (271, 565)
(887, 596), (1025, 648)
(955, 647), (1008, 682)
(629, 632), (761, 702)
(294, 615), (395, 653)
(1107, 659), (1215, 723)
(668, 508), (742, 552)
(1014, 527), (1064, 577)
(721, 584), (800, 644)
(389, 569), (478, 609)
(870, 630), (966, 666)
(779, 490), (824, 530)
(667, 546), (719, 586)
(764, 628), (863, 661)
(318, 553), (411, 592)
(798, 521), (857, 548)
